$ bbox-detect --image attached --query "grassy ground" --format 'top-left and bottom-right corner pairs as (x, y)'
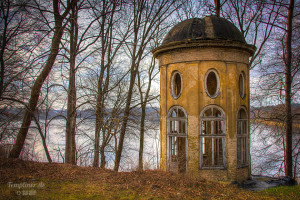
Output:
(0, 159), (299, 200)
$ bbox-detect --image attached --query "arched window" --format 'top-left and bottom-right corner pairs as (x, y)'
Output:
(167, 106), (187, 173)
(200, 105), (226, 169)
(239, 72), (246, 99)
(171, 71), (182, 99)
(237, 107), (248, 167)
(205, 69), (220, 98)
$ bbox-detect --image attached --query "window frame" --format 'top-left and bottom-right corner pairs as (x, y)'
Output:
(167, 106), (188, 171)
(204, 69), (220, 99)
(239, 72), (246, 99)
(236, 107), (249, 168)
(199, 105), (226, 169)
(170, 71), (182, 100)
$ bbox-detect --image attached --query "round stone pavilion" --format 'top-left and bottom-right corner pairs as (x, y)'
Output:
(152, 16), (256, 182)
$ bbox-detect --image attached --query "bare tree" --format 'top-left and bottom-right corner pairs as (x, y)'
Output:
(64, 0), (79, 165)
(137, 57), (159, 171)
(0, 0), (35, 99)
(251, 0), (300, 178)
(32, 77), (54, 163)
(174, 0), (210, 21)
(221, 0), (283, 69)
(284, 0), (295, 177)
(9, 0), (77, 159)
(0, 0), (44, 147)
(114, 0), (178, 172)
(85, 0), (127, 168)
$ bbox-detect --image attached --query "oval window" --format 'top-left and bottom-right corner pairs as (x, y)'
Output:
(239, 72), (246, 99)
(205, 69), (219, 98)
(171, 71), (182, 99)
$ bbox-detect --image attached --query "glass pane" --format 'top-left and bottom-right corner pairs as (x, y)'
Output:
(239, 74), (244, 97)
(170, 120), (177, 133)
(171, 110), (176, 117)
(204, 108), (212, 117)
(178, 109), (185, 117)
(206, 71), (218, 96)
(237, 136), (248, 166)
(202, 121), (211, 135)
(242, 121), (247, 134)
(237, 121), (242, 135)
(174, 73), (181, 96)
(170, 136), (178, 162)
(214, 120), (223, 135)
(213, 108), (222, 117)
(214, 138), (223, 166)
(181, 121), (186, 134)
(201, 137), (205, 154)
(202, 137), (212, 167)
(237, 137), (241, 165)
(242, 137), (247, 164)
(239, 109), (247, 119)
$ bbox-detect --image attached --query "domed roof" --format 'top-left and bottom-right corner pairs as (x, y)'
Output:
(163, 16), (246, 45)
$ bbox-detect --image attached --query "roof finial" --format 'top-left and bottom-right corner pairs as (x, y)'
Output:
(214, 0), (220, 17)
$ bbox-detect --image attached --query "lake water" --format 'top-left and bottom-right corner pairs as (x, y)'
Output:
(250, 123), (300, 177)
(6, 119), (300, 177)
(20, 118), (160, 171)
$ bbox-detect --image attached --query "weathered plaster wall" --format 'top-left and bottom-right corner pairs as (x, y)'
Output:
(158, 47), (251, 182)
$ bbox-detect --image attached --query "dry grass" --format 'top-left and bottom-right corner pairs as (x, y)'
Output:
(0, 159), (299, 199)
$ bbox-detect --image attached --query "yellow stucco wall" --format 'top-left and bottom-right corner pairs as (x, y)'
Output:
(157, 46), (251, 182)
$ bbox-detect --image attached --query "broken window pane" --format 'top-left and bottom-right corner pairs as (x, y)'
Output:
(200, 106), (225, 168)
(171, 71), (182, 99)
(168, 106), (187, 173)
(237, 108), (248, 167)
(205, 70), (220, 98)
(239, 72), (246, 98)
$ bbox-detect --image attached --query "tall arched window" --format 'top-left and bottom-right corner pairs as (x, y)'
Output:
(237, 107), (248, 167)
(200, 105), (226, 169)
(167, 106), (187, 173)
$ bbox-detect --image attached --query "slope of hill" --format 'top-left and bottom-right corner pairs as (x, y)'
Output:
(0, 159), (299, 199)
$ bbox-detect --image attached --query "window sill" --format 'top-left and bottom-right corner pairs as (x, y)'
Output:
(237, 164), (249, 169)
(200, 167), (226, 170)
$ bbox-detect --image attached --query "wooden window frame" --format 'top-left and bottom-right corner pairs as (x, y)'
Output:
(199, 105), (226, 169)
(204, 69), (220, 99)
(239, 72), (246, 99)
(170, 71), (182, 100)
(237, 107), (249, 168)
(167, 106), (188, 170)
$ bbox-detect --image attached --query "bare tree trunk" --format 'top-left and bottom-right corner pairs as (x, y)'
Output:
(100, 144), (106, 168)
(137, 57), (156, 171)
(93, 112), (101, 167)
(114, 64), (138, 171)
(93, 70), (105, 167)
(138, 105), (146, 171)
(113, 0), (177, 172)
(93, 0), (120, 168)
(65, 2), (78, 165)
(32, 115), (52, 163)
(65, 65), (77, 164)
(284, 0), (294, 178)
(9, 0), (76, 158)
(0, 0), (7, 99)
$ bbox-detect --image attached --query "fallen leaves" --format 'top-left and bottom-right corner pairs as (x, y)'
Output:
(0, 159), (299, 199)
